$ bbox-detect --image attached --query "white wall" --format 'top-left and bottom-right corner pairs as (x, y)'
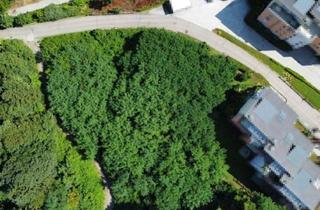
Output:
(286, 26), (314, 49)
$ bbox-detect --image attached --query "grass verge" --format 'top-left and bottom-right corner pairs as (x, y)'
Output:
(214, 28), (320, 110)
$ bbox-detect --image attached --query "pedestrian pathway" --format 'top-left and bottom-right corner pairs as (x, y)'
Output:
(8, 0), (70, 16)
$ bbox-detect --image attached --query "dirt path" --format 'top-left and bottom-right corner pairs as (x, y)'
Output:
(24, 40), (112, 209)
(94, 161), (112, 209)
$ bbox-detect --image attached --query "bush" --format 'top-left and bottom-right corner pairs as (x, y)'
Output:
(44, 149), (104, 210)
(13, 13), (33, 26)
(108, 7), (121, 14)
(39, 4), (78, 22)
(0, 14), (13, 29)
(10, 2), (89, 27)
(206, 183), (285, 210)
(71, 0), (88, 6)
(0, 0), (11, 13)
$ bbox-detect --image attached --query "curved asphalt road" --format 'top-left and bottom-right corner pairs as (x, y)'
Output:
(0, 14), (319, 129)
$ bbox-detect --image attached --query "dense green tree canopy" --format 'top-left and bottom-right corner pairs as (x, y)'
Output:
(0, 40), (104, 209)
(41, 31), (134, 158)
(0, 29), (285, 210)
(103, 30), (235, 209)
(42, 29), (236, 209)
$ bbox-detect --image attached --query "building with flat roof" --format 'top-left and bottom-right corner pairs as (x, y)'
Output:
(233, 88), (320, 210)
(169, 0), (191, 13)
(258, 0), (320, 55)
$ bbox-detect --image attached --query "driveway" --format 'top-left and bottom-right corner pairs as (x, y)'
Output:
(149, 0), (320, 90)
(0, 14), (319, 130)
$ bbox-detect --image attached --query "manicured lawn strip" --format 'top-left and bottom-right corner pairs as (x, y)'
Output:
(214, 28), (320, 110)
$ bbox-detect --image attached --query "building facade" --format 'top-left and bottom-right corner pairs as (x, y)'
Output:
(258, 0), (320, 55)
(233, 88), (320, 210)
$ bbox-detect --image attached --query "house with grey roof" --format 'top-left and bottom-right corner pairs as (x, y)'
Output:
(258, 0), (320, 55)
(233, 88), (320, 210)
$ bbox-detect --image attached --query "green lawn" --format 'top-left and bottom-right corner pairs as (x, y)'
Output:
(214, 28), (320, 110)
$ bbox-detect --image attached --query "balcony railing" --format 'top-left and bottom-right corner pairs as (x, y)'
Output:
(278, 186), (307, 210)
(240, 118), (269, 146)
(269, 161), (285, 176)
(270, 2), (300, 29)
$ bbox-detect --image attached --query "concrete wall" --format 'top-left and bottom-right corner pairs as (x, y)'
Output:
(286, 26), (313, 49)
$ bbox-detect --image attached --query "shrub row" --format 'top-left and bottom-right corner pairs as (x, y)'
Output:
(0, 0), (89, 29)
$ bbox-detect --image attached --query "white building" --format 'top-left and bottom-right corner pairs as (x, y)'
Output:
(169, 0), (191, 13)
(286, 26), (314, 49)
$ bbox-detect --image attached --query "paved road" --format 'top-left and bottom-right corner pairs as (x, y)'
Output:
(8, 0), (70, 16)
(0, 14), (319, 129)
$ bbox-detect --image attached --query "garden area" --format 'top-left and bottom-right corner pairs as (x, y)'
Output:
(0, 28), (284, 210)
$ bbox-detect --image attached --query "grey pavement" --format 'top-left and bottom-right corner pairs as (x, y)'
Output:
(0, 14), (319, 129)
(8, 0), (70, 16)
